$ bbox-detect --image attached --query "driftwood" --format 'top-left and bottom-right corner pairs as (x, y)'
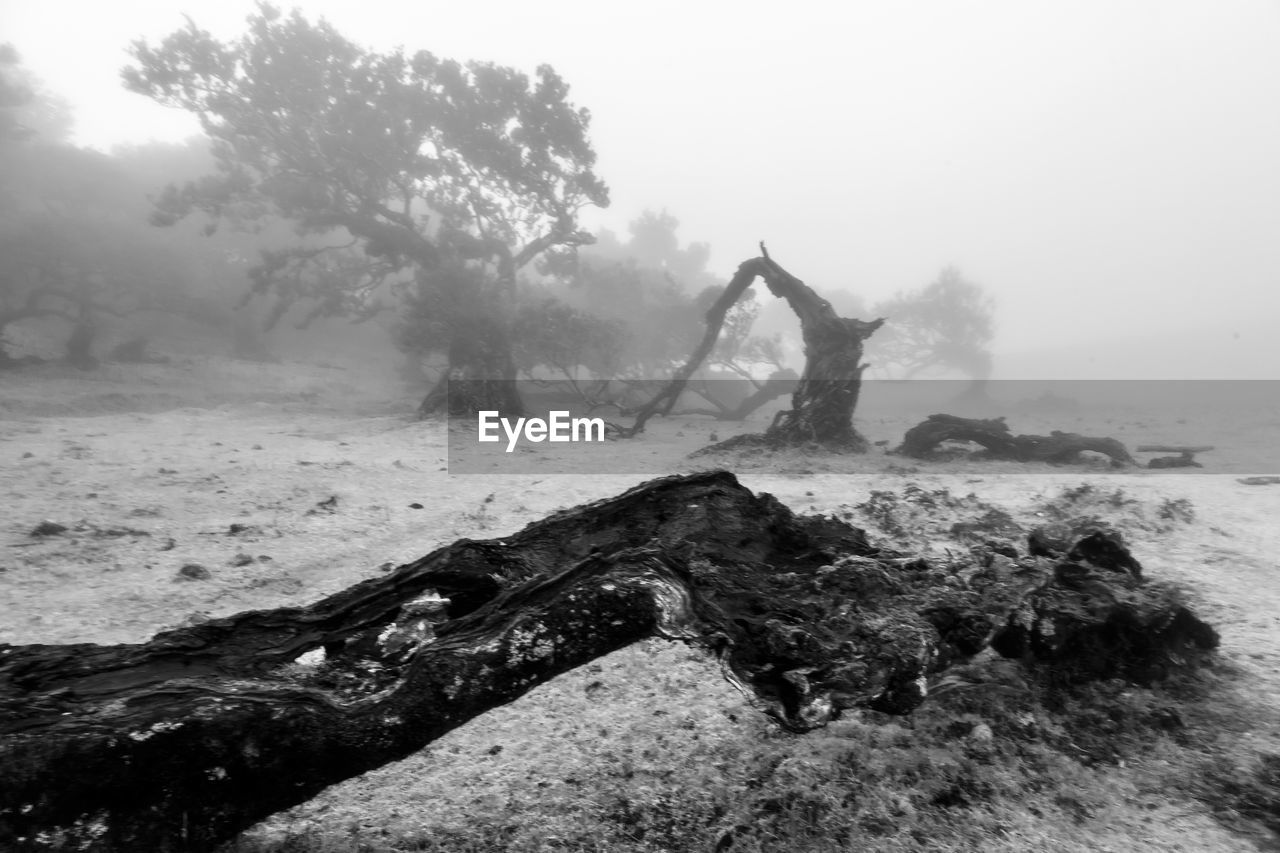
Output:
(1136, 445), (1213, 469)
(896, 414), (1136, 467)
(624, 246), (883, 447)
(0, 471), (1214, 851)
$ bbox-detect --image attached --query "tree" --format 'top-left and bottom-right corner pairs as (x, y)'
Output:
(0, 471), (1218, 850)
(122, 4), (609, 415)
(0, 59), (197, 368)
(0, 44), (72, 143)
(868, 266), (996, 382)
(624, 247), (885, 447)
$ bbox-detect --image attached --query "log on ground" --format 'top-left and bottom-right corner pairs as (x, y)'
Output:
(896, 413), (1136, 466)
(0, 471), (1213, 851)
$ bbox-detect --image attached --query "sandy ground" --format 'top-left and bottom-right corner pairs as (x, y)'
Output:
(2, 355), (1279, 848)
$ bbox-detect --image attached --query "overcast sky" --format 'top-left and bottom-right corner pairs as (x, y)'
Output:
(5, 1), (1279, 377)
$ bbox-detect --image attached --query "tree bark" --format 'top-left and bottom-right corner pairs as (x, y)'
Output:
(756, 254), (883, 448)
(0, 471), (1213, 851)
(896, 413), (1136, 467)
(624, 248), (883, 447)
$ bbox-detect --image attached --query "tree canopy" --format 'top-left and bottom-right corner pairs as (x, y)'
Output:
(0, 49), (222, 366)
(122, 4), (609, 377)
(868, 266), (996, 380)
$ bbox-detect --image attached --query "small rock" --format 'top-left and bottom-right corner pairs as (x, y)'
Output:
(252, 444), (263, 450)
(159, 538), (177, 551)
(969, 722), (994, 742)
(177, 563), (211, 581)
(408, 502), (424, 510)
(21, 452), (33, 458)
(1067, 530), (1142, 578)
(230, 553), (255, 567)
(30, 520), (68, 537)
(158, 467), (177, 475)
(228, 523), (260, 535)
(306, 495), (339, 515)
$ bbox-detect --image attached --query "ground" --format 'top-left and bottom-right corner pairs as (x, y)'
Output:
(2, 353), (1278, 851)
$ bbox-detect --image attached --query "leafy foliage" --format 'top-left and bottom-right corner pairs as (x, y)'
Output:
(0, 43), (73, 143)
(536, 212), (782, 383)
(122, 5), (609, 347)
(868, 266), (996, 380)
(511, 294), (627, 380)
(0, 57), (214, 364)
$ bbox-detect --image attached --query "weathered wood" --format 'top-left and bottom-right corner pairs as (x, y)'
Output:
(1147, 455), (1203, 469)
(0, 471), (1215, 851)
(896, 413), (1136, 467)
(623, 247), (883, 447)
(755, 248), (884, 448)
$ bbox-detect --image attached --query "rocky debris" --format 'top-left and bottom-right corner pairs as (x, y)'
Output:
(176, 563), (211, 581)
(28, 520), (68, 537)
(306, 495), (339, 515)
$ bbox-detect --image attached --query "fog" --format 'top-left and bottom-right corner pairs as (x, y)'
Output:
(4, 0), (1279, 378)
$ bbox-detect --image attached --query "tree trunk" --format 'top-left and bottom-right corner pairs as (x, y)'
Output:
(896, 413), (1136, 466)
(624, 248), (883, 446)
(417, 313), (524, 418)
(0, 471), (1214, 851)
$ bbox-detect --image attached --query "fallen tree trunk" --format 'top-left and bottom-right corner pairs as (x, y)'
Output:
(0, 471), (1212, 851)
(896, 413), (1136, 466)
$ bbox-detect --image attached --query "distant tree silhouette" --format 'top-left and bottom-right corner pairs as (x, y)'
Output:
(868, 266), (995, 382)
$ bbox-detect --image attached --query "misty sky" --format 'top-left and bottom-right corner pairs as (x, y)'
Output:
(5, 1), (1279, 377)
